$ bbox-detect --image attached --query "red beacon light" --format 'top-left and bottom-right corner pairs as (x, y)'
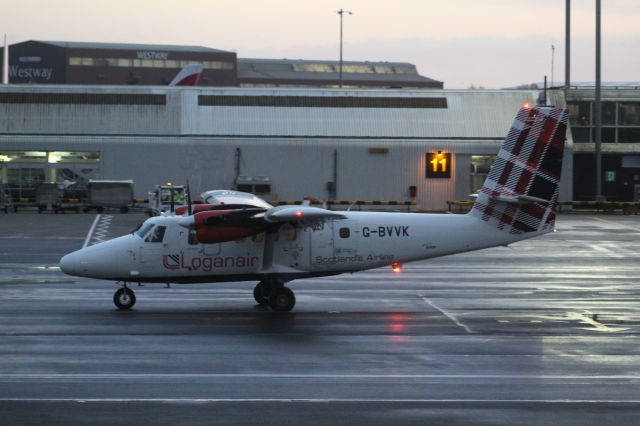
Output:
(391, 262), (403, 273)
(295, 211), (303, 217)
(523, 102), (531, 109)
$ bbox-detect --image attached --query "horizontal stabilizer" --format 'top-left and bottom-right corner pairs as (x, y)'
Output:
(489, 194), (551, 205)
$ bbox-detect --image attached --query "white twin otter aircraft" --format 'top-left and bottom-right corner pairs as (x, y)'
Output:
(60, 104), (568, 312)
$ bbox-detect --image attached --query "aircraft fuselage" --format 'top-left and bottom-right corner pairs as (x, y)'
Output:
(60, 211), (540, 284)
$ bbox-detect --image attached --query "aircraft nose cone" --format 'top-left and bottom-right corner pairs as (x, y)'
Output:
(59, 252), (79, 276)
(59, 235), (135, 279)
(59, 245), (111, 278)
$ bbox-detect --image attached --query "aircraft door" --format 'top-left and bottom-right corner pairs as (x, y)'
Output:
(334, 219), (358, 258)
(272, 223), (307, 270)
(139, 225), (168, 273)
(309, 221), (334, 270)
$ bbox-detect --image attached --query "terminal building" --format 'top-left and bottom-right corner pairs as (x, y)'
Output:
(0, 85), (571, 210)
(566, 85), (640, 202)
(7, 40), (640, 205)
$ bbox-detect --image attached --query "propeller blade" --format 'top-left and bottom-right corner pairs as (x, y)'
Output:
(186, 181), (193, 215)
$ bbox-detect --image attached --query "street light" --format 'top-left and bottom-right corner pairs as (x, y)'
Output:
(337, 9), (352, 88)
(595, 0), (603, 201)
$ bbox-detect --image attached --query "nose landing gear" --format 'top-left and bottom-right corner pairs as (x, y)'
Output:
(114, 284), (136, 310)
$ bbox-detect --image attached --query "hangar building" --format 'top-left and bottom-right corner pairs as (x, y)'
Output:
(237, 58), (442, 89)
(1, 41), (238, 86)
(0, 85), (572, 210)
(0, 41), (442, 89)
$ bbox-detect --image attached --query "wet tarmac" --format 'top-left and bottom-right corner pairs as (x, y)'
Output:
(1, 212), (639, 425)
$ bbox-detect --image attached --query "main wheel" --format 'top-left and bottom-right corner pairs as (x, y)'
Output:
(269, 287), (296, 312)
(113, 287), (136, 310)
(253, 282), (269, 305)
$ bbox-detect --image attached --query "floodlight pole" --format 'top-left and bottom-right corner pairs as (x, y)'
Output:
(565, 0), (570, 92)
(338, 9), (352, 88)
(595, 0), (603, 201)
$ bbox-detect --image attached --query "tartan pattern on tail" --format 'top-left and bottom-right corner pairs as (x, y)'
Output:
(470, 106), (568, 234)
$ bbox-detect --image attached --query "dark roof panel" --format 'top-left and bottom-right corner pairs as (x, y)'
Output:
(237, 58), (442, 87)
(33, 40), (231, 54)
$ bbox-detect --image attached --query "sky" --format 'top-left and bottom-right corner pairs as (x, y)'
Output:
(3, 0), (639, 88)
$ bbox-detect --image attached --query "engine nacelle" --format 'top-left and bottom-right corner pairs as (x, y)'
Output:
(174, 204), (215, 216)
(193, 210), (261, 244)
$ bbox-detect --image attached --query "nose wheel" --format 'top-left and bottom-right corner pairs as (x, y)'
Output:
(114, 287), (136, 310)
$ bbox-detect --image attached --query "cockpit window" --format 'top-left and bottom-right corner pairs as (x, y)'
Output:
(145, 225), (166, 243)
(136, 223), (155, 239)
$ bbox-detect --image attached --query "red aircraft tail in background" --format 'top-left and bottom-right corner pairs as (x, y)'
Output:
(169, 64), (203, 86)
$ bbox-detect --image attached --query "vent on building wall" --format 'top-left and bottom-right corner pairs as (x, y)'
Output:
(368, 147), (389, 154)
(236, 176), (271, 195)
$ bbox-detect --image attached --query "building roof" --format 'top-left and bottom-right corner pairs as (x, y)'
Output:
(29, 40), (232, 54)
(237, 58), (442, 87)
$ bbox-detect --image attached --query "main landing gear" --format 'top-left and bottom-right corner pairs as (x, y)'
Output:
(111, 281), (294, 312)
(113, 284), (136, 310)
(253, 280), (296, 312)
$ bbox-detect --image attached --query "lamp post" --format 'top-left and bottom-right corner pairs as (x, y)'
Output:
(337, 8), (352, 88)
(565, 0), (570, 93)
(595, 0), (603, 201)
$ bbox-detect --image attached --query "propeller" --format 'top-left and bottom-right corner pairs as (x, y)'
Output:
(186, 181), (193, 216)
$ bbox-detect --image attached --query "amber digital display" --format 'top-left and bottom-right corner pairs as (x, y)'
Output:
(426, 152), (451, 178)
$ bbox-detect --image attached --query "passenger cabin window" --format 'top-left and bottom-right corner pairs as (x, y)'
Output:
(339, 227), (350, 238)
(145, 225), (166, 243)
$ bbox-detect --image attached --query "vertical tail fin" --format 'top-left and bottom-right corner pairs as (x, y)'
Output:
(470, 105), (568, 234)
(169, 64), (203, 86)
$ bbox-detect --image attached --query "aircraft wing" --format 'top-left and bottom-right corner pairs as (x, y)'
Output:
(178, 204), (346, 244)
(259, 205), (347, 223)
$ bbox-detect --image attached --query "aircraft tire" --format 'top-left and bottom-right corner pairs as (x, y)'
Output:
(253, 282), (269, 305)
(114, 287), (136, 310)
(269, 287), (296, 312)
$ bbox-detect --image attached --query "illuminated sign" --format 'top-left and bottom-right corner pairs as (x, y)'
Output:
(426, 152), (451, 178)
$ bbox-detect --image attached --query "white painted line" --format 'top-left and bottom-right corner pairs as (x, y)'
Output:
(591, 216), (640, 233)
(0, 398), (639, 404)
(422, 297), (473, 334)
(82, 214), (101, 248)
(1, 373), (639, 380)
(588, 243), (624, 259)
